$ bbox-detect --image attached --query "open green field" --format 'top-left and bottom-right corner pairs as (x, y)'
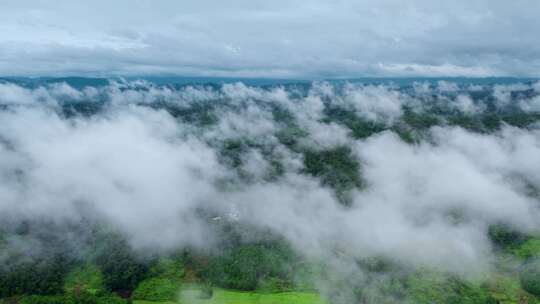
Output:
(134, 289), (326, 304)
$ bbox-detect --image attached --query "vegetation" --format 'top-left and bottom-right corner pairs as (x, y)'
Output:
(63, 264), (104, 296)
(93, 232), (148, 294)
(303, 146), (362, 205)
(520, 259), (540, 297)
(488, 223), (531, 251)
(0, 221), (73, 298)
(0, 293), (127, 304)
(323, 106), (386, 139)
(132, 259), (185, 302)
(514, 239), (540, 259)
(2, 81), (540, 303)
(134, 288), (326, 304)
(198, 241), (297, 291)
(404, 270), (493, 304)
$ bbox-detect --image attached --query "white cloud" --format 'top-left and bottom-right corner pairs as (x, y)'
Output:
(0, 83), (54, 105)
(343, 84), (404, 123)
(379, 63), (497, 78)
(493, 83), (534, 108)
(1, 81), (540, 278)
(454, 94), (483, 114)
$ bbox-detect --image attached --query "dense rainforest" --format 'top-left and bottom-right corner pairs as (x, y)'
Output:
(0, 78), (539, 304)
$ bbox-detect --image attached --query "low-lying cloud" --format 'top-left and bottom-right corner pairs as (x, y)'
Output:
(0, 80), (539, 279)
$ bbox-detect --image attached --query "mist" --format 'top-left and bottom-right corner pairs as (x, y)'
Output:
(1, 79), (540, 302)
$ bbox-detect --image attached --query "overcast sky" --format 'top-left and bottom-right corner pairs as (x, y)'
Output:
(0, 0), (539, 78)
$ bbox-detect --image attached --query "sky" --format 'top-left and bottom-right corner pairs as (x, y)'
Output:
(0, 0), (539, 78)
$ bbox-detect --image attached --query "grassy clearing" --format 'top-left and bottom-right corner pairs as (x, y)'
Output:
(134, 288), (326, 304)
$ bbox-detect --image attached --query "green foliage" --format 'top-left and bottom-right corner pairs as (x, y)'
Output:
(0, 254), (69, 297)
(303, 146), (362, 205)
(93, 233), (148, 293)
(514, 239), (540, 260)
(447, 112), (540, 133)
(265, 159), (286, 181)
(402, 108), (440, 129)
(275, 126), (308, 148)
(132, 258), (184, 301)
(201, 241), (297, 291)
(392, 127), (418, 144)
(219, 140), (248, 168)
(64, 264), (104, 296)
(13, 293), (127, 304)
(61, 102), (104, 118)
(156, 103), (218, 126)
(270, 105), (296, 126)
(19, 295), (67, 304)
(132, 278), (180, 302)
(170, 287), (326, 304)
(488, 223), (530, 251)
(147, 259), (185, 279)
(447, 114), (485, 132)
(481, 114), (502, 131)
(216, 138), (285, 181)
(93, 295), (127, 304)
(343, 118), (386, 139)
(323, 106), (386, 139)
(501, 113), (540, 129)
(483, 273), (538, 304)
(520, 259), (540, 297)
(0, 220), (77, 298)
(405, 270), (493, 304)
(0, 221), (79, 298)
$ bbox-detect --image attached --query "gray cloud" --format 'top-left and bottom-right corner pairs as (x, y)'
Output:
(0, 0), (539, 77)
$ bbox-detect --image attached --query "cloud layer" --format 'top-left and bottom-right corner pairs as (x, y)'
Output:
(1, 80), (540, 280)
(1, 1), (540, 77)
